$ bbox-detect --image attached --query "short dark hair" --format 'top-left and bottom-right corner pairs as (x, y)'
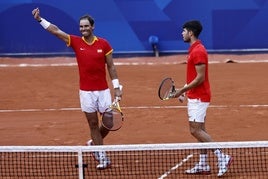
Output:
(79, 14), (95, 26)
(183, 20), (203, 38)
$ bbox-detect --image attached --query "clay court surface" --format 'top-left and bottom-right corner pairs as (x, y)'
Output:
(0, 53), (267, 146)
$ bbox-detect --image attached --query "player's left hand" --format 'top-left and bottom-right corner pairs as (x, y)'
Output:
(114, 85), (123, 101)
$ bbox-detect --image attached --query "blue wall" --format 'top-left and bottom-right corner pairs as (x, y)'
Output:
(0, 0), (268, 56)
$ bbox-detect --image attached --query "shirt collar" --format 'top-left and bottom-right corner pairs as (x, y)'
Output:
(189, 40), (201, 52)
(82, 36), (98, 45)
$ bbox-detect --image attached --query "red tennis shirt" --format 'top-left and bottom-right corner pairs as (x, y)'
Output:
(68, 35), (113, 91)
(186, 40), (211, 102)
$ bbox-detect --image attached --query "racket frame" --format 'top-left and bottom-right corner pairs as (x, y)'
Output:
(101, 98), (124, 131)
(158, 77), (176, 100)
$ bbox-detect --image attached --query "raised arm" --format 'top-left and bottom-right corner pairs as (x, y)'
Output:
(32, 8), (69, 44)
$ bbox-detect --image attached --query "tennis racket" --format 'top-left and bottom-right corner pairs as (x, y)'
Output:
(101, 96), (124, 131)
(158, 77), (176, 100)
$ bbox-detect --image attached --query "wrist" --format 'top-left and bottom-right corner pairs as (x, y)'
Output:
(39, 18), (51, 29)
(173, 91), (178, 98)
(112, 79), (120, 89)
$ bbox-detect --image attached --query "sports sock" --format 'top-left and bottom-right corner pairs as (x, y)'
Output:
(98, 151), (107, 160)
(214, 149), (224, 160)
(199, 154), (208, 165)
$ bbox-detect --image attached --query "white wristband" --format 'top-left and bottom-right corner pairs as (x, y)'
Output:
(39, 18), (51, 29)
(178, 95), (185, 102)
(112, 79), (120, 89)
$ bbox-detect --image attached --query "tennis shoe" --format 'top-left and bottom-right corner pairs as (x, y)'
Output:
(185, 163), (211, 175)
(96, 154), (111, 170)
(86, 139), (100, 162)
(217, 155), (233, 177)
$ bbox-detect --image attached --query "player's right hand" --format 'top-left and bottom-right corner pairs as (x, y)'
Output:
(32, 8), (41, 21)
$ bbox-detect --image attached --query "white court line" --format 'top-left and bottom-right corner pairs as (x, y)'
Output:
(0, 59), (268, 68)
(0, 63), (78, 68)
(158, 153), (194, 179)
(0, 105), (267, 113)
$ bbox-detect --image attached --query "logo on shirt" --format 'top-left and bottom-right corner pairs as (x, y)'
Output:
(97, 49), (103, 53)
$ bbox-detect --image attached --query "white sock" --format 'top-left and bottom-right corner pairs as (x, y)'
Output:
(214, 149), (224, 159)
(99, 151), (108, 161)
(199, 154), (208, 165)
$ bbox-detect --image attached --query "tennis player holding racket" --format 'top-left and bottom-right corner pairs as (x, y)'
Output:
(32, 8), (123, 170)
(171, 20), (232, 177)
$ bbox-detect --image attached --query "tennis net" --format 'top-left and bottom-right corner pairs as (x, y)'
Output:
(0, 141), (267, 178)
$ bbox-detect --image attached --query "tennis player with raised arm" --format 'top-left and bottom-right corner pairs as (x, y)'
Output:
(172, 20), (233, 177)
(32, 8), (122, 170)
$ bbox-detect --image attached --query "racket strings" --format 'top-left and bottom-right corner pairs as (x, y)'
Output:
(102, 102), (123, 131)
(159, 79), (174, 99)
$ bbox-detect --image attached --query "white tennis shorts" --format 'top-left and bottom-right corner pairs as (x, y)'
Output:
(187, 98), (210, 123)
(79, 89), (112, 113)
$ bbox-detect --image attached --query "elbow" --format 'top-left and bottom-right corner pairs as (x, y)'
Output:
(200, 77), (205, 84)
(196, 76), (205, 86)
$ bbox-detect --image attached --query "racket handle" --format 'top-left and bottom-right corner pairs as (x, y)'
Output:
(115, 85), (122, 102)
(115, 96), (121, 102)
